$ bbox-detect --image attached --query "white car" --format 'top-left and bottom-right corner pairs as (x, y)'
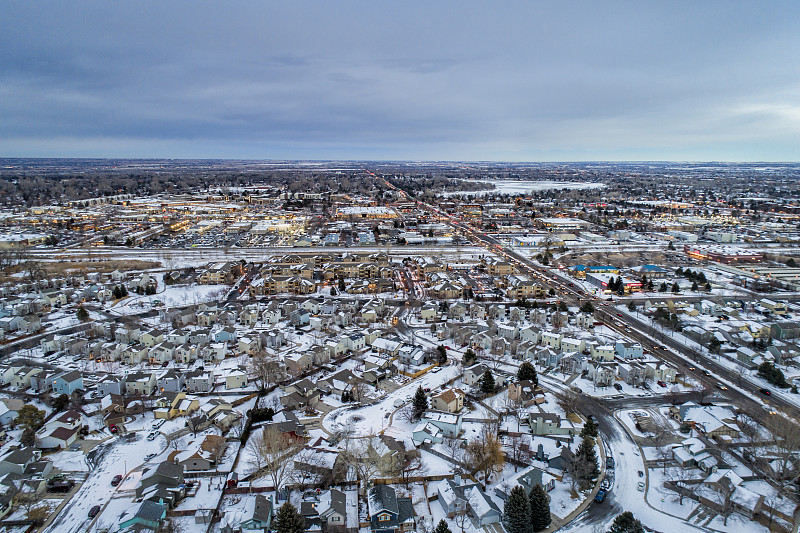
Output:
(637, 481), (645, 492)
(144, 453), (157, 461)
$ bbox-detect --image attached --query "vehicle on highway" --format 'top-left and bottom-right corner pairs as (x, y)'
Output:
(88, 505), (101, 518)
(594, 489), (607, 503)
(759, 388), (771, 396)
(716, 383), (728, 390)
(111, 474), (123, 486)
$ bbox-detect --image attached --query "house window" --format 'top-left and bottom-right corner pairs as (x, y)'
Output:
(379, 514), (391, 521)
(331, 516), (340, 522)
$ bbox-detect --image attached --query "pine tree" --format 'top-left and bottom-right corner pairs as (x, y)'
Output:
(480, 370), (496, 394)
(463, 349), (477, 367)
(76, 306), (89, 322)
(434, 519), (452, 533)
(517, 362), (537, 384)
(607, 511), (644, 533)
(502, 485), (532, 533)
(671, 282), (680, 293)
(576, 436), (599, 481)
(412, 386), (428, 420)
(528, 484), (551, 532)
(580, 417), (598, 438)
(275, 503), (305, 533)
(691, 281), (698, 291)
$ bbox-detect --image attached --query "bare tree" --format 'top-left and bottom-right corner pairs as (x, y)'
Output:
(465, 423), (505, 484)
(442, 437), (465, 471)
(554, 389), (580, 418)
(290, 449), (325, 490)
(340, 436), (390, 494)
(764, 416), (800, 493)
(399, 451), (429, 488)
(249, 350), (285, 399)
(668, 465), (696, 505)
(207, 437), (228, 466)
(247, 426), (301, 492)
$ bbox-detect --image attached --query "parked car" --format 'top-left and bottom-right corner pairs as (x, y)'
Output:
(147, 432), (158, 441)
(144, 453), (157, 462)
(108, 424), (118, 434)
(88, 505), (101, 518)
(657, 380), (666, 388)
(613, 383), (623, 391)
(760, 388), (771, 396)
(594, 489), (607, 503)
(111, 475), (123, 486)
(637, 481), (645, 492)
(606, 457), (615, 469)
(49, 480), (74, 493)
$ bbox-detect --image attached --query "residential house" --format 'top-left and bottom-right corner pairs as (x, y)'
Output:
(430, 389), (465, 413)
(367, 484), (415, 533)
(52, 371), (83, 396)
(220, 495), (274, 533)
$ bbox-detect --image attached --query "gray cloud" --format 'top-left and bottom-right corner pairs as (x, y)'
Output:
(1, 1), (799, 160)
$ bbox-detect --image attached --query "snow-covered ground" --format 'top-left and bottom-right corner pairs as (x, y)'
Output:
(43, 434), (168, 533)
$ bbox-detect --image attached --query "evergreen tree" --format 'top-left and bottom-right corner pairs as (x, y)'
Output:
(529, 484), (551, 532)
(338, 277), (346, 292)
(76, 306), (89, 322)
(576, 436), (599, 481)
(705, 282), (712, 291)
(691, 281), (698, 291)
(412, 386), (428, 419)
(480, 370), (496, 394)
(275, 503), (305, 533)
(627, 301), (636, 312)
(671, 282), (680, 293)
(607, 511), (644, 533)
(580, 417), (598, 438)
(517, 362), (538, 384)
(463, 349), (477, 367)
(502, 485), (532, 533)
(434, 519), (452, 533)
(667, 241), (675, 250)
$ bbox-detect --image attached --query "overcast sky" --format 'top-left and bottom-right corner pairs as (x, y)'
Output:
(2, 1), (799, 161)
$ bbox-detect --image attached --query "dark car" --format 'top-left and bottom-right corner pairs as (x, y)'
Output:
(613, 383), (623, 391)
(111, 474), (123, 486)
(88, 505), (101, 518)
(760, 388), (771, 396)
(49, 480), (74, 493)
(594, 489), (607, 503)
